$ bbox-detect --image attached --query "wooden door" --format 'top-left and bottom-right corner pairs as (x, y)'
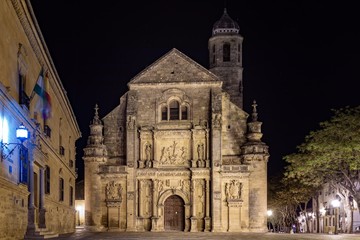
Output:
(164, 195), (185, 231)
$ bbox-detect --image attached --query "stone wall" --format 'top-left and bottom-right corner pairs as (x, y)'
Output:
(0, 179), (29, 240)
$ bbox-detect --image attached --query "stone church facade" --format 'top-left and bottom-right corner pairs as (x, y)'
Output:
(83, 9), (269, 232)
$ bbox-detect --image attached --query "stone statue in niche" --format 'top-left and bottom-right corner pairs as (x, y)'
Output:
(145, 143), (152, 168)
(197, 143), (204, 160)
(106, 181), (122, 201)
(196, 143), (205, 167)
(212, 114), (222, 128)
(225, 180), (242, 200)
(127, 115), (136, 130)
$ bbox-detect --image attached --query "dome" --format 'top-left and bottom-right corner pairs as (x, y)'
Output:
(212, 8), (240, 36)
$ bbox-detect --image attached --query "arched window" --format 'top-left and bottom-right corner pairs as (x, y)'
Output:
(161, 105), (167, 121)
(223, 43), (230, 62)
(181, 106), (188, 120)
(169, 100), (180, 120)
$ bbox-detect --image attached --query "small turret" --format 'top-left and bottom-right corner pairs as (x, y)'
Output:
(241, 100), (269, 231)
(83, 104), (106, 231)
(241, 100), (269, 158)
(83, 104), (108, 161)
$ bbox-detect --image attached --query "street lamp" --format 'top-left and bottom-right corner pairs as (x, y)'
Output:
(0, 123), (29, 161)
(267, 210), (273, 232)
(331, 199), (340, 235)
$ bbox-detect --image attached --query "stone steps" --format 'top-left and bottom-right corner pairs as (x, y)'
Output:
(24, 228), (59, 239)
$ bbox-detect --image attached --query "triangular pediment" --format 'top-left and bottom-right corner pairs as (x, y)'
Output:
(128, 48), (221, 85)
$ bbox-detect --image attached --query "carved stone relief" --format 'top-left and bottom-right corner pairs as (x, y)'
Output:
(158, 141), (188, 165)
(127, 115), (136, 130)
(106, 181), (123, 201)
(212, 114), (222, 128)
(225, 180), (242, 201)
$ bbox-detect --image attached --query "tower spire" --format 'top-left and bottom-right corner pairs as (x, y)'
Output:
(251, 100), (258, 122)
(92, 104), (101, 125)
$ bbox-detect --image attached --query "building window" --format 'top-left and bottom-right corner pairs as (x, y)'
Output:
(59, 146), (65, 156)
(44, 125), (51, 138)
(19, 74), (30, 109)
(223, 43), (230, 62)
(238, 44), (241, 62)
(59, 177), (64, 201)
(19, 145), (28, 184)
(45, 165), (50, 194)
(169, 100), (180, 120)
(69, 186), (73, 206)
(69, 160), (74, 168)
(212, 45), (216, 64)
(181, 106), (188, 120)
(161, 106), (167, 121)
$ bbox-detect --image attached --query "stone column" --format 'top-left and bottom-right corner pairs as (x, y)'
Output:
(137, 180), (144, 231)
(204, 179), (211, 231)
(211, 123), (222, 232)
(38, 167), (46, 228)
(151, 179), (159, 231)
(205, 129), (210, 168)
(126, 114), (137, 231)
(190, 179), (198, 232)
(27, 140), (36, 231)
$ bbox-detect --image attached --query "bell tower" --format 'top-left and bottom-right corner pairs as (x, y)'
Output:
(208, 8), (244, 108)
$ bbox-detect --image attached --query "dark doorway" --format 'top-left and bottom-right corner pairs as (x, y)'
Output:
(164, 195), (185, 231)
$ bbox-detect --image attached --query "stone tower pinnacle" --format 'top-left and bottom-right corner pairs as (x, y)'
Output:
(83, 104), (107, 161)
(208, 8), (244, 108)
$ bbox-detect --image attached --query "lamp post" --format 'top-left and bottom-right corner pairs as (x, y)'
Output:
(0, 123), (29, 161)
(267, 210), (273, 232)
(331, 199), (340, 235)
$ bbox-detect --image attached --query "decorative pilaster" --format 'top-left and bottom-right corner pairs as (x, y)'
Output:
(204, 179), (211, 231)
(38, 167), (46, 228)
(190, 179), (198, 232)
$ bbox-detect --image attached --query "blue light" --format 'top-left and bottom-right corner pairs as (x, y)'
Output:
(16, 124), (28, 142)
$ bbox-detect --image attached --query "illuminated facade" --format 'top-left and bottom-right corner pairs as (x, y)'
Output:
(0, 0), (81, 239)
(83, 9), (269, 232)
(310, 183), (360, 233)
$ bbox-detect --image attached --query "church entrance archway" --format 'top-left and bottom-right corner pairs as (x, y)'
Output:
(164, 195), (185, 231)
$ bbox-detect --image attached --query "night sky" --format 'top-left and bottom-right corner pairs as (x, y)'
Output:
(29, 1), (360, 181)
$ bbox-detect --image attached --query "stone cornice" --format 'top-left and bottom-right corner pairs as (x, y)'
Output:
(11, 0), (81, 137)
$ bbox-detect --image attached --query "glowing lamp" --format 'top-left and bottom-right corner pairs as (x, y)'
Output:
(331, 199), (340, 208)
(16, 123), (29, 142)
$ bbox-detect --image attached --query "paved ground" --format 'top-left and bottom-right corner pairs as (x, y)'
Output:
(54, 228), (360, 240)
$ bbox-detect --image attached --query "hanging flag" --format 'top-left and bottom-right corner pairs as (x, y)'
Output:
(32, 68), (52, 119)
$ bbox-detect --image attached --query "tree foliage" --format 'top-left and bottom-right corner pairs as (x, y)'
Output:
(284, 106), (360, 209)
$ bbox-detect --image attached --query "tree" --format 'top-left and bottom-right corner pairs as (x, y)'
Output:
(284, 106), (360, 232)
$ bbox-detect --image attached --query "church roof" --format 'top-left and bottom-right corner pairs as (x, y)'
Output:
(212, 8), (240, 36)
(128, 48), (221, 85)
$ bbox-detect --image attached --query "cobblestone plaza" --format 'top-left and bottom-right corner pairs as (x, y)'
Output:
(52, 228), (360, 240)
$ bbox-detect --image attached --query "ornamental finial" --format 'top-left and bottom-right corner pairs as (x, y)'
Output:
(251, 100), (258, 122)
(92, 104), (101, 124)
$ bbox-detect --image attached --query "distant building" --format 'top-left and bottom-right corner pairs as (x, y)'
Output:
(0, 0), (81, 239)
(312, 183), (360, 233)
(75, 180), (85, 227)
(83, 9), (269, 232)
